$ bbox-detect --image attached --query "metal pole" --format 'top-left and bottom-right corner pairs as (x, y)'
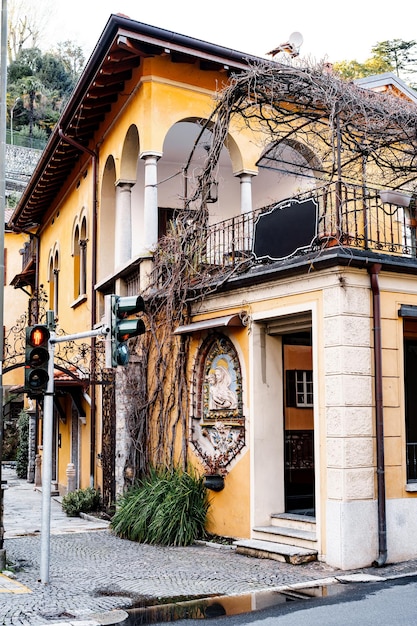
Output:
(10, 98), (19, 146)
(39, 317), (108, 583)
(40, 311), (55, 584)
(0, 0), (8, 569)
(51, 325), (109, 344)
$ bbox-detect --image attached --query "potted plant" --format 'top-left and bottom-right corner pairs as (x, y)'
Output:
(379, 189), (412, 208)
(202, 453), (227, 492)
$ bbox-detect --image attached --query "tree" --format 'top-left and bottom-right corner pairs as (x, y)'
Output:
(8, 46), (42, 82)
(36, 52), (74, 97)
(16, 409), (29, 479)
(333, 57), (391, 81)
(334, 39), (417, 86)
(55, 41), (86, 83)
(7, 0), (55, 63)
(15, 75), (45, 140)
(372, 39), (417, 77)
(8, 47), (80, 141)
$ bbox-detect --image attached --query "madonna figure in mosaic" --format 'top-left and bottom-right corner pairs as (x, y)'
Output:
(208, 365), (238, 410)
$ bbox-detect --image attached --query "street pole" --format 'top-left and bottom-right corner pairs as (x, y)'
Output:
(39, 318), (109, 584)
(39, 311), (55, 585)
(0, 0), (7, 570)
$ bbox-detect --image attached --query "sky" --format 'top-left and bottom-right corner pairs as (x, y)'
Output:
(41, 0), (417, 66)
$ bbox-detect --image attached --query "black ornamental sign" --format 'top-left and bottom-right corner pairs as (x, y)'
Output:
(253, 197), (318, 261)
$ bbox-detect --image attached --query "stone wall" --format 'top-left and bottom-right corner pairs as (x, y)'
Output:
(5, 144), (42, 194)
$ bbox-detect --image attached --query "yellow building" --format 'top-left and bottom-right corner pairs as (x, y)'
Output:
(8, 14), (417, 570)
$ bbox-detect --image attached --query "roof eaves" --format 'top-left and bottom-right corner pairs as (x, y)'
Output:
(10, 14), (262, 230)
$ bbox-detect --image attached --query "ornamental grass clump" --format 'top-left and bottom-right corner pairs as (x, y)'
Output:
(110, 466), (209, 546)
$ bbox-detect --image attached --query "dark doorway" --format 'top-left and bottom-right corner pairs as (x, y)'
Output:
(404, 322), (417, 482)
(283, 333), (315, 515)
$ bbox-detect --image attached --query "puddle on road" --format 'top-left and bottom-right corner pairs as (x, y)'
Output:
(111, 584), (350, 625)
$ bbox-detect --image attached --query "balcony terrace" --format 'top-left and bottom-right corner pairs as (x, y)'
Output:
(204, 182), (416, 269)
(11, 237), (37, 291)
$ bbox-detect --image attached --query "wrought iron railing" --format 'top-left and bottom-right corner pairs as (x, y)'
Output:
(203, 182), (416, 268)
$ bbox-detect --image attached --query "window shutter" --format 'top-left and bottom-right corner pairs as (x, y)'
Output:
(286, 370), (297, 407)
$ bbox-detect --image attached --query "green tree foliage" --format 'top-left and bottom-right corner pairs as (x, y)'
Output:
(333, 57), (392, 81)
(372, 39), (417, 77)
(334, 39), (417, 86)
(16, 410), (29, 479)
(62, 487), (102, 517)
(36, 52), (74, 96)
(7, 46), (81, 142)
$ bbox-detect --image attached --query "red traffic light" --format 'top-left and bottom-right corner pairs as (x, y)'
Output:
(25, 325), (51, 396)
(28, 325), (50, 347)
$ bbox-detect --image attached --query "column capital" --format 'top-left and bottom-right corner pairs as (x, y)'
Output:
(115, 178), (135, 188)
(140, 151), (162, 161)
(235, 169), (258, 178)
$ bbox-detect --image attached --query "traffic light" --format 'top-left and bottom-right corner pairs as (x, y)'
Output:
(106, 295), (146, 367)
(25, 325), (50, 396)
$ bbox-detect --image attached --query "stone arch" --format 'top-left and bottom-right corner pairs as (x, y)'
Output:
(79, 208), (88, 240)
(98, 155), (116, 281)
(120, 124), (139, 182)
(157, 118), (241, 224)
(252, 137), (323, 210)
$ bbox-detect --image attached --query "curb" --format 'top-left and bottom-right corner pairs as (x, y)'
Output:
(79, 512), (111, 525)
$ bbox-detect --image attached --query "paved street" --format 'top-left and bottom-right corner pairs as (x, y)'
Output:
(3, 465), (417, 626)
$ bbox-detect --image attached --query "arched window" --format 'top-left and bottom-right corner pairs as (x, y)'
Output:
(72, 215), (88, 302)
(49, 248), (59, 315)
(73, 224), (80, 299)
(80, 217), (87, 297)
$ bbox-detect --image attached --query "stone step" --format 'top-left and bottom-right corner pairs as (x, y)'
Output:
(234, 538), (317, 565)
(253, 524), (317, 550)
(271, 512), (316, 532)
(254, 524), (316, 542)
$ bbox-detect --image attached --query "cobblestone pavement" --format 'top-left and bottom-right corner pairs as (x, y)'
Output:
(2, 466), (417, 626)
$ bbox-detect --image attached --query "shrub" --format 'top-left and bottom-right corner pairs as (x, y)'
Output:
(15, 410), (29, 479)
(62, 486), (101, 517)
(111, 466), (209, 546)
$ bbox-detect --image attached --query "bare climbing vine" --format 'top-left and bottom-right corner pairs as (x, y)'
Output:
(123, 57), (417, 483)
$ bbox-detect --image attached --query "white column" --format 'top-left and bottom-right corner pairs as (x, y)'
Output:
(240, 173), (253, 215)
(114, 181), (133, 267)
(239, 173), (254, 251)
(142, 153), (160, 253)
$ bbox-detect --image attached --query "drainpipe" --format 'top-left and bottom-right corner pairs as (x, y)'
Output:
(369, 263), (387, 567)
(58, 128), (98, 487)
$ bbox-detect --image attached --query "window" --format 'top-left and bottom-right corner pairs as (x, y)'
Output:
(73, 225), (80, 298)
(286, 370), (313, 407)
(49, 248), (59, 315)
(295, 370), (313, 407)
(72, 216), (87, 301)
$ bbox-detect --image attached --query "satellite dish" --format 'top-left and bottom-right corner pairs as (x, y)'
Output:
(266, 31), (304, 57)
(288, 32), (304, 49)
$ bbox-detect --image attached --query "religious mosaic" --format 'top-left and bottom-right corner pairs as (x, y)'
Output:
(191, 334), (245, 475)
